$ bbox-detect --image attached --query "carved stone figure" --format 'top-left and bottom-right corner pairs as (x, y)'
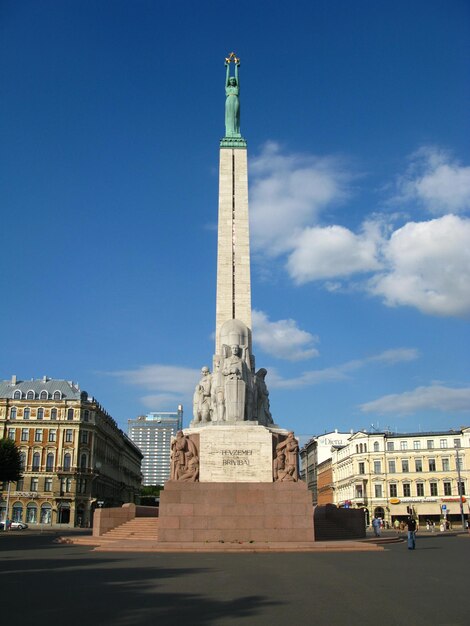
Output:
(192, 366), (212, 423)
(211, 357), (225, 421)
(170, 430), (187, 480)
(275, 432), (299, 481)
(222, 344), (249, 421)
(170, 431), (199, 482)
(273, 448), (285, 482)
(254, 368), (273, 425)
(179, 451), (199, 482)
(224, 54), (240, 137)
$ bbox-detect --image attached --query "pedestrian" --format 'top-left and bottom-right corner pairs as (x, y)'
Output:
(407, 516), (417, 550)
(372, 516), (381, 537)
(394, 519), (400, 534)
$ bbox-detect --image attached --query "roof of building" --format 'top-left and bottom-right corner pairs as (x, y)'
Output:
(0, 376), (87, 400)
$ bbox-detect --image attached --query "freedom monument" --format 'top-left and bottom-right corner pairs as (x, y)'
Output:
(158, 54), (314, 543)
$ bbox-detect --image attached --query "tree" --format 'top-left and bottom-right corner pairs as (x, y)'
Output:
(0, 438), (23, 483)
(140, 484), (163, 507)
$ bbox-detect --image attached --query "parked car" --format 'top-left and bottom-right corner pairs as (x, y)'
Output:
(0, 521), (28, 530)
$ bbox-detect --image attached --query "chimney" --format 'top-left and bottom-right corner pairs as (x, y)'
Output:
(11, 374), (17, 385)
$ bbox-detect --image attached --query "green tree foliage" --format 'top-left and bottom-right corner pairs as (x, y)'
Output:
(0, 438), (23, 483)
(140, 485), (162, 507)
(141, 485), (163, 497)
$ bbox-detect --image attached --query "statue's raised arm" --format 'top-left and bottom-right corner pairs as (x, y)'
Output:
(224, 52), (241, 138)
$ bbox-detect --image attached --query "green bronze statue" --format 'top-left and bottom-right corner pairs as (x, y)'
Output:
(224, 52), (241, 138)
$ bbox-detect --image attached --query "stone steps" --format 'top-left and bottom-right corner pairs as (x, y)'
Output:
(100, 518), (159, 541)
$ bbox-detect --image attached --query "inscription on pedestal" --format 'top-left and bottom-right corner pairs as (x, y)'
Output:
(199, 425), (273, 482)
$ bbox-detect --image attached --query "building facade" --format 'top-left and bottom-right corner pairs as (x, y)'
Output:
(300, 430), (352, 504)
(0, 376), (143, 528)
(128, 407), (183, 486)
(332, 429), (470, 526)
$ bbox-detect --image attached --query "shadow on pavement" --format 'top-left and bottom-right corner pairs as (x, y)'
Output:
(1, 535), (282, 625)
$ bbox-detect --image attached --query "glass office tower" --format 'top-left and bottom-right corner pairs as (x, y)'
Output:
(128, 406), (183, 486)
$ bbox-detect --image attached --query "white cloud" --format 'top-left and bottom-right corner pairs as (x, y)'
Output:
(109, 364), (200, 393)
(369, 348), (420, 365)
(269, 348), (419, 389)
(249, 142), (351, 256)
(252, 309), (319, 361)
(360, 384), (470, 415)
(249, 144), (470, 318)
(286, 221), (383, 284)
(369, 214), (470, 317)
(140, 393), (185, 409)
(396, 147), (470, 214)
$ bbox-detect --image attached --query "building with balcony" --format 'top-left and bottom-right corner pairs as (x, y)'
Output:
(332, 429), (470, 526)
(128, 407), (183, 486)
(0, 376), (143, 528)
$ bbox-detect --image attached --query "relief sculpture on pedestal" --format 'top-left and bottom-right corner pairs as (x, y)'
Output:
(170, 431), (199, 482)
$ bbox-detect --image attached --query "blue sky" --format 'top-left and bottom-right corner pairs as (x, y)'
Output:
(1, 0), (469, 438)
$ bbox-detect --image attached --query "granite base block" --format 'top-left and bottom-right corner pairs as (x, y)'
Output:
(158, 481), (314, 543)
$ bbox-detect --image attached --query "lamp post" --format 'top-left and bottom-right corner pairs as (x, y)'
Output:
(3, 481), (11, 530)
(454, 445), (466, 531)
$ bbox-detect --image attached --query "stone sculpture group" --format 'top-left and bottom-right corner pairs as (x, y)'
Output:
(169, 429), (299, 483)
(170, 430), (199, 482)
(191, 319), (273, 427)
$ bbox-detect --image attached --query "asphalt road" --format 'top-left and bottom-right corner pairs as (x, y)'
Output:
(1, 531), (468, 625)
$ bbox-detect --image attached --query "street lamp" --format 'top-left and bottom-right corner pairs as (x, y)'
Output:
(454, 445), (466, 531)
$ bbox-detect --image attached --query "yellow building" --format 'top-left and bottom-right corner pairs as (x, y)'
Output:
(332, 428), (470, 527)
(0, 376), (142, 528)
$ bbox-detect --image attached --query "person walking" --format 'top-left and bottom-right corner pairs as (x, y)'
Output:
(372, 516), (381, 537)
(407, 516), (417, 550)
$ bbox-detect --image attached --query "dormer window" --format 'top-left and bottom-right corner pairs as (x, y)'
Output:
(27, 390), (35, 400)
(53, 391), (62, 400)
(13, 390), (21, 400)
(40, 390), (48, 400)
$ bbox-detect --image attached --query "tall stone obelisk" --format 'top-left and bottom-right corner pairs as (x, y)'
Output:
(215, 53), (251, 355)
(158, 55), (314, 545)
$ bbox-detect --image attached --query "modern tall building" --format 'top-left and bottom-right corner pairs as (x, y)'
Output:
(128, 407), (183, 486)
(0, 376), (143, 528)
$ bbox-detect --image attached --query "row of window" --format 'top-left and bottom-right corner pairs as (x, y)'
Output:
(356, 438), (462, 454)
(8, 427), (89, 444)
(359, 457), (464, 474)
(17, 451), (89, 471)
(13, 390), (64, 400)
(12, 476), (88, 493)
(9, 407), (90, 421)
(359, 481), (466, 499)
(1, 502), (52, 524)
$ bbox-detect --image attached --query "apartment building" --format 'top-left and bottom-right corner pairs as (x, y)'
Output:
(332, 429), (470, 526)
(0, 376), (143, 527)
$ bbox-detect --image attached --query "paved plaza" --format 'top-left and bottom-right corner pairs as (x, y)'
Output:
(1, 530), (468, 625)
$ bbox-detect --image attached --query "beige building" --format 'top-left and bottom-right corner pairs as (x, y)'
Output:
(300, 430), (352, 504)
(0, 376), (143, 528)
(332, 429), (470, 526)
